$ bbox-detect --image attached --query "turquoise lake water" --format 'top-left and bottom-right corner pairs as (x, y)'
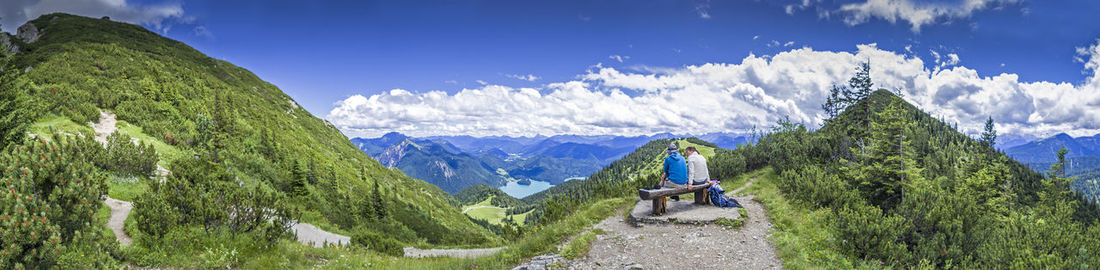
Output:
(498, 177), (586, 199)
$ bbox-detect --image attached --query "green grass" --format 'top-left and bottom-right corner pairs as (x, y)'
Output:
(106, 175), (151, 201)
(28, 114), (96, 138)
(95, 203), (115, 240)
(677, 139), (716, 159)
(328, 197), (634, 269)
(741, 167), (876, 269)
(463, 196), (531, 225)
(561, 228), (605, 260)
(115, 120), (193, 167)
(722, 167), (770, 194)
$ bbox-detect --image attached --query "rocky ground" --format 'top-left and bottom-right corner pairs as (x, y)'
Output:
(513, 178), (782, 269)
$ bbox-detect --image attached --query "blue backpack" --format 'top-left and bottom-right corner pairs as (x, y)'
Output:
(708, 183), (742, 208)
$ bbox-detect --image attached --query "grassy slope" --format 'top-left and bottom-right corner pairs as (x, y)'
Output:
(462, 196), (530, 225)
(738, 167), (875, 269)
(6, 13), (496, 250)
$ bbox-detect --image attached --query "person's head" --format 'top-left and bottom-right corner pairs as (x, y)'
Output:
(685, 146), (697, 156)
(667, 143), (678, 155)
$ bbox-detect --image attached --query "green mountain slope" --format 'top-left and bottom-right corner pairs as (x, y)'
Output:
(708, 88), (1100, 268)
(0, 13), (497, 251)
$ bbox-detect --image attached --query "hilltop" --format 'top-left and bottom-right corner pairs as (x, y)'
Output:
(700, 88), (1100, 268)
(0, 13), (497, 267)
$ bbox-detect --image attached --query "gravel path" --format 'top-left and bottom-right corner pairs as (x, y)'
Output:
(105, 197), (134, 246)
(568, 179), (782, 269)
(91, 110), (117, 144)
(403, 247), (504, 258)
(93, 111), (138, 246)
(292, 222), (351, 248)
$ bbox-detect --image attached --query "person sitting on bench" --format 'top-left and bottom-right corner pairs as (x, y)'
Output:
(684, 146), (710, 186)
(659, 143), (690, 201)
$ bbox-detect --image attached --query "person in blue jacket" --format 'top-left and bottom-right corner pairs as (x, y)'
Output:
(659, 143), (690, 200)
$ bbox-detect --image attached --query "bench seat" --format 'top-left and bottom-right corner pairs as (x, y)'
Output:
(637, 182), (711, 215)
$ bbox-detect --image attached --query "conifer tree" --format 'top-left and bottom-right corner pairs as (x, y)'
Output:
(0, 135), (110, 268)
(980, 116), (997, 149)
(848, 61), (875, 131)
(822, 84), (845, 122)
(372, 178), (387, 219)
(852, 96), (918, 209)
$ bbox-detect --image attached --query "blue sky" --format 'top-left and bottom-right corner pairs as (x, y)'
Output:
(4, 0), (1100, 140)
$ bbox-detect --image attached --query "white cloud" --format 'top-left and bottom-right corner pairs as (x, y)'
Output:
(930, 49), (961, 72)
(1, 0), (192, 33)
(475, 80), (488, 85)
(753, 35), (760, 40)
(192, 25), (213, 39)
(695, 0), (711, 19)
(609, 55), (630, 63)
(838, 0), (1019, 32)
(505, 73), (540, 82)
(784, 41), (795, 47)
(328, 41), (1100, 139)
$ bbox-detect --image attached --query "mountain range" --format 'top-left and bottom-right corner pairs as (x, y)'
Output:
(351, 132), (749, 194)
(1005, 133), (1100, 174)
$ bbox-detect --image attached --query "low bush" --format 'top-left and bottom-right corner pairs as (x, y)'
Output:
(351, 229), (405, 257)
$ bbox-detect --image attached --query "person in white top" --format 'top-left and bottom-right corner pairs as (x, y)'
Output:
(684, 146), (710, 185)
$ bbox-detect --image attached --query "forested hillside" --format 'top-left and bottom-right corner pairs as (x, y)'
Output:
(704, 69), (1100, 268)
(0, 13), (497, 267)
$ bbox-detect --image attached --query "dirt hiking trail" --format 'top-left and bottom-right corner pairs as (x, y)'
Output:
(568, 178), (782, 269)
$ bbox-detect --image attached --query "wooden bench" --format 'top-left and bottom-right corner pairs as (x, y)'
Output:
(637, 182), (711, 215)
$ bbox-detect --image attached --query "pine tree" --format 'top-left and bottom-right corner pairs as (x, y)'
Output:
(847, 61), (875, 134)
(852, 96), (918, 209)
(0, 135), (110, 268)
(290, 161), (310, 196)
(848, 61), (874, 103)
(372, 178), (387, 219)
(822, 84), (845, 122)
(359, 165), (376, 220)
(980, 116), (997, 149)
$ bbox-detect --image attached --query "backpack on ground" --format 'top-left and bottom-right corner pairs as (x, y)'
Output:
(708, 183), (742, 208)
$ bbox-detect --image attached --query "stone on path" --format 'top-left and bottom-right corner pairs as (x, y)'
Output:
(511, 254), (567, 270)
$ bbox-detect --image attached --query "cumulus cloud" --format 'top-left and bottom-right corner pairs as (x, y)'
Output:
(1, 0), (191, 33)
(838, 0), (1019, 32)
(328, 41), (1100, 139)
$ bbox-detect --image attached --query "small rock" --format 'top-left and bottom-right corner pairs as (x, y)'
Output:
(622, 262), (643, 270)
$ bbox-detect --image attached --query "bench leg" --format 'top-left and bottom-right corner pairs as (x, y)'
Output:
(652, 197), (666, 216)
(695, 189), (708, 205)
